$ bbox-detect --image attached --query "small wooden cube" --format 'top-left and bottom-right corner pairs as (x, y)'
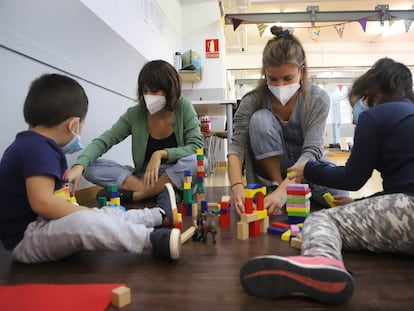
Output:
(290, 236), (302, 250)
(112, 286), (131, 308)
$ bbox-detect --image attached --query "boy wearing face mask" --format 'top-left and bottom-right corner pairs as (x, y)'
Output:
(228, 26), (348, 216)
(70, 60), (205, 204)
(0, 74), (182, 263)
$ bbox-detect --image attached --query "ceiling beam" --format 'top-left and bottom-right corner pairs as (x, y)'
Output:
(225, 5), (414, 27)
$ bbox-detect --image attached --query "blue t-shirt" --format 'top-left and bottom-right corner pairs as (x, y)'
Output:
(0, 131), (68, 250)
(305, 99), (414, 196)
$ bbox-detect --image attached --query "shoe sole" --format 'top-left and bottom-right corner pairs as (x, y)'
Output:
(169, 228), (181, 260)
(165, 183), (179, 226)
(240, 255), (354, 305)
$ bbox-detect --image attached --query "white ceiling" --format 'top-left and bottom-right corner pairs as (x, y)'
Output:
(222, 0), (414, 54)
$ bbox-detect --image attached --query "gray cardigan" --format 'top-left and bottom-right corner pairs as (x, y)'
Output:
(228, 84), (331, 185)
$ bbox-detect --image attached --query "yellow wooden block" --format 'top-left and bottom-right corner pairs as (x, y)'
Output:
(197, 148), (204, 155)
(323, 192), (337, 208)
(184, 181), (191, 189)
(286, 206), (310, 213)
(281, 229), (291, 242)
(244, 187), (266, 199)
(110, 197), (120, 206)
(256, 209), (267, 220)
(112, 286), (131, 308)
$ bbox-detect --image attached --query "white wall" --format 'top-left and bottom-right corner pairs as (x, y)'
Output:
(226, 41), (414, 69)
(0, 0), (228, 190)
(80, 0), (183, 63)
(0, 0), (183, 189)
(181, 1), (228, 100)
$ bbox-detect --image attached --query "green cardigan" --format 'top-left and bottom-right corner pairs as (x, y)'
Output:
(75, 97), (203, 172)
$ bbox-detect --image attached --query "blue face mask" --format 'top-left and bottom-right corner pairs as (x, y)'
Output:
(353, 98), (369, 124)
(61, 123), (84, 154)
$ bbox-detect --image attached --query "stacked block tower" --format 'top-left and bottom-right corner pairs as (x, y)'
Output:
(180, 148), (206, 221)
(97, 184), (125, 211)
(196, 148), (205, 204)
(237, 184), (269, 240)
(285, 184), (311, 224)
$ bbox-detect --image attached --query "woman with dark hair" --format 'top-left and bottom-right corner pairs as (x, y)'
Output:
(240, 58), (414, 305)
(70, 60), (204, 203)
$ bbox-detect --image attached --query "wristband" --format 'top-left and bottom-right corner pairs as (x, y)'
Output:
(231, 182), (244, 189)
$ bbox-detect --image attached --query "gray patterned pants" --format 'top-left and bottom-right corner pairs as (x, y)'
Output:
(301, 193), (414, 262)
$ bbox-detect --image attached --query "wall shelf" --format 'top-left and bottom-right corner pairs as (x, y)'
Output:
(179, 68), (202, 82)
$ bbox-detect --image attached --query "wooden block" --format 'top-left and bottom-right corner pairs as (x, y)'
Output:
(290, 236), (302, 250)
(181, 226), (196, 244)
(249, 220), (261, 237)
(323, 192), (337, 208)
(260, 216), (269, 233)
(112, 286), (131, 308)
(271, 221), (290, 229)
(237, 222), (249, 240)
(281, 229), (291, 242)
(267, 226), (288, 235)
(240, 212), (257, 223)
(256, 209), (267, 220)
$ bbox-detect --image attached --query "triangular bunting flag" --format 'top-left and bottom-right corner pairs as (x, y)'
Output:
(232, 18), (243, 31)
(333, 23), (345, 38)
(358, 18), (367, 32)
(257, 23), (267, 37)
(404, 19), (413, 32)
(308, 27), (321, 41)
(338, 84), (343, 92)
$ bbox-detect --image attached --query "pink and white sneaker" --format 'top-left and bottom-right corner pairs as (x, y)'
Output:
(240, 255), (354, 305)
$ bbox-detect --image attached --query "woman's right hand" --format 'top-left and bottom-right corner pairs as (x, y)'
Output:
(232, 183), (245, 217)
(68, 164), (84, 196)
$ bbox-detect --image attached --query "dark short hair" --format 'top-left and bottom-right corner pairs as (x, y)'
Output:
(23, 74), (88, 127)
(349, 57), (396, 104)
(137, 60), (182, 111)
(360, 58), (414, 107)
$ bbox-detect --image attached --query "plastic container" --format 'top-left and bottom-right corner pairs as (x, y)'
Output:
(174, 52), (181, 71)
(199, 115), (211, 133)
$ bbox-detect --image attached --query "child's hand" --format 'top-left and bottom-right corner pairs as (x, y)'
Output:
(287, 161), (308, 183)
(333, 195), (355, 206)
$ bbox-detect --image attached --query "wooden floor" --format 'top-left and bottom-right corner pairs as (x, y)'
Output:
(1, 152), (413, 310)
(1, 184), (414, 310)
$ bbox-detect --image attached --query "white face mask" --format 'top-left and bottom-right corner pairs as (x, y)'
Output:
(268, 82), (301, 106)
(144, 95), (166, 115)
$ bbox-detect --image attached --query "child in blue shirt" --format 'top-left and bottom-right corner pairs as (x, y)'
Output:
(0, 74), (181, 263)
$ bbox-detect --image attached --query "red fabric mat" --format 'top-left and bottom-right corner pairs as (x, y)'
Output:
(0, 283), (125, 311)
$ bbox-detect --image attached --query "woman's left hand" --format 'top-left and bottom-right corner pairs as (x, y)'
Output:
(264, 186), (286, 216)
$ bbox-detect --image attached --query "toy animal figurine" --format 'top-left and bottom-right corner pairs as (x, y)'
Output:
(201, 211), (217, 243)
